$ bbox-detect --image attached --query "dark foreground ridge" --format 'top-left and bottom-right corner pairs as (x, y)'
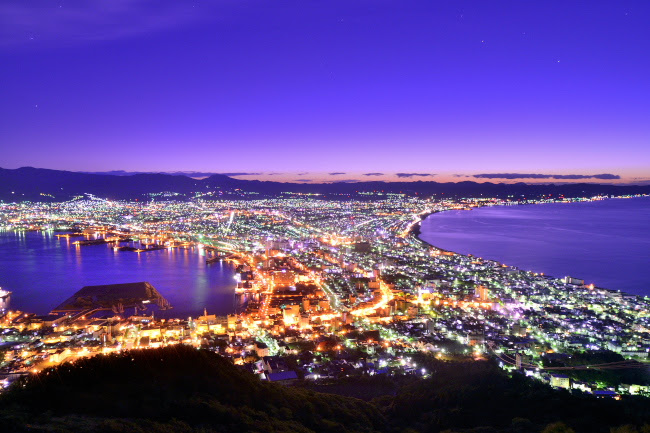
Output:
(1, 166), (649, 201)
(0, 345), (383, 433)
(2, 346), (650, 433)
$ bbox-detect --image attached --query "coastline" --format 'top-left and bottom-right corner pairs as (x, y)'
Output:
(410, 194), (648, 237)
(3, 195), (650, 399)
(411, 195), (650, 298)
(0, 230), (239, 317)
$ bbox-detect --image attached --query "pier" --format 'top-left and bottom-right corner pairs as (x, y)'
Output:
(55, 233), (85, 238)
(206, 251), (235, 264)
(114, 245), (167, 253)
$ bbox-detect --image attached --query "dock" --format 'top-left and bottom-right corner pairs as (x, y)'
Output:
(115, 245), (167, 253)
(206, 256), (222, 264)
(55, 233), (86, 238)
(73, 236), (131, 246)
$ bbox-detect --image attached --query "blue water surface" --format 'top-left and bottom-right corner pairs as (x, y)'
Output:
(0, 231), (237, 316)
(419, 197), (650, 295)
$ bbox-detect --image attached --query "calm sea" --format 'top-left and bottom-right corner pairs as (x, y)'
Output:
(419, 197), (650, 296)
(0, 231), (238, 317)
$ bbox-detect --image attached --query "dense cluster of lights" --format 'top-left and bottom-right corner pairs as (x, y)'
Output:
(0, 193), (648, 394)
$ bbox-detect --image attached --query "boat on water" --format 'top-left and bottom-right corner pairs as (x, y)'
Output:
(0, 288), (11, 312)
(0, 288), (10, 300)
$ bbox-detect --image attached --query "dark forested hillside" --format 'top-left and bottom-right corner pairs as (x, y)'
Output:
(0, 346), (383, 433)
(372, 356), (650, 433)
(3, 348), (650, 433)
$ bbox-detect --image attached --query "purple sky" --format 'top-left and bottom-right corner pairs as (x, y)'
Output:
(1, 1), (649, 184)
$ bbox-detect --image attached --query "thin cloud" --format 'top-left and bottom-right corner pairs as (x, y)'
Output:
(395, 173), (436, 178)
(328, 172), (346, 176)
(0, 1), (214, 46)
(81, 170), (140, 176)
(473, 173), (621, 180)
(168, 171), (220, 177)
(80, 170), (220, 178)
(221, 172), (262, 177)
(333, 179), (361, 183)
(363, 172), (384, 176)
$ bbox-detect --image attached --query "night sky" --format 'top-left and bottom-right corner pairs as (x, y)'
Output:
(1, 1), (649, 184)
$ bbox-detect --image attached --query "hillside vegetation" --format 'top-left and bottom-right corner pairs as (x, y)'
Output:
(2, 347), (650, 433)
(0, 345), (382, 433)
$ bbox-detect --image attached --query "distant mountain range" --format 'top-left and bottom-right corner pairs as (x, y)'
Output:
(1, 166), (649, 201)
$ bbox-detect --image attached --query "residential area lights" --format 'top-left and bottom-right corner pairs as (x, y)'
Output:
(0, 193), (649, 394)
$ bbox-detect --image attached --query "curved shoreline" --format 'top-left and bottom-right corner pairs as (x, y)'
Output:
(409, 209), (453, 254)
(411, 196), (650, 296)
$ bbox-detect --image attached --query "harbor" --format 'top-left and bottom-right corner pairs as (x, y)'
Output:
(0, 230), (239, 317)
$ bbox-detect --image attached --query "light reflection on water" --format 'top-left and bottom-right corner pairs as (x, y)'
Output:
(0, 230), (238, 317)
